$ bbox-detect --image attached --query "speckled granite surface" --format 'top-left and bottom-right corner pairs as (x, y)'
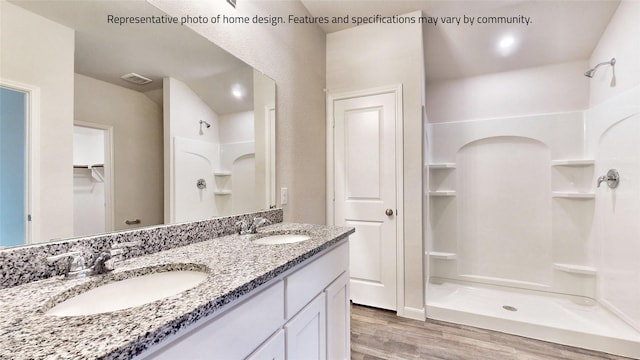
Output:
(0, 209), (283, 289)
(0, 222), (354, 360)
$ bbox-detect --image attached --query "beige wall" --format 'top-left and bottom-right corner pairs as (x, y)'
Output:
(326, 11), (425, 318)
(589, 0), (640, 106)
(75, 74), (163, 231)
(426, 60), (590, 123)
(150, 0), (327, 224)
(0, 2), (75, 243)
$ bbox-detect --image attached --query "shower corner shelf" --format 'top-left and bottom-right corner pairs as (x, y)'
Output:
(429, 190), (457, 197)
(214, 190), (232, 195)
(213, 170), (232, 176)
(553, 263), (597, 276)
(551, 192), (595, 199)
(551, 159), (595, 167)
(428, 252), (457, 260)
(428, 163), (456, 169)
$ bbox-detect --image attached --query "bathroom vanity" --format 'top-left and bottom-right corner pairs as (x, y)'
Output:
(0, 213), (354, 360)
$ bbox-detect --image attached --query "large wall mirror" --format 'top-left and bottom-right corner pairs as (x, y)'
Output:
(0, 1), (276, 248)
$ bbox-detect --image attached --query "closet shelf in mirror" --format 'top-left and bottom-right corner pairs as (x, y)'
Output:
(213, 171), (232, 176)
(73, 164), (104, 169)
(214, 190), (232, 195)
(73, 164), (105, 182)
(551, 159), (595, 167)
(551, 192), (595, 199)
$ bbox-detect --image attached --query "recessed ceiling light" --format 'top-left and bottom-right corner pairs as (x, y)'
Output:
(496, 35), (518, 56)
(499, 36), (515, 49)
(231, 84), (245, 99)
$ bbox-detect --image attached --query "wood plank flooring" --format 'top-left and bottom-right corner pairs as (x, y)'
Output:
(351, 304), (634, 360)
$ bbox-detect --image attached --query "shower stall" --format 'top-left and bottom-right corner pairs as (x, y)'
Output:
(425, 84), (640, 357)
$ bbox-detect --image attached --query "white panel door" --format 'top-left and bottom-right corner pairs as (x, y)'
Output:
(333, 92), (397, 310)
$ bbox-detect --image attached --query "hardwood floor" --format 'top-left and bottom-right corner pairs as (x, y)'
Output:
(350, 304), (634, 360)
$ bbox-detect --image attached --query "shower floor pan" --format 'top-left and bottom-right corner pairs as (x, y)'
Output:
(427, 280), (640, 358)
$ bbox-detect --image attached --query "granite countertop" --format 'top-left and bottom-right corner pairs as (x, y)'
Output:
(0, 223), (354, 360)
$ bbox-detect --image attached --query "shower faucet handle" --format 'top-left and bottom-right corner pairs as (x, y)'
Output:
(597, 169), (619, 189)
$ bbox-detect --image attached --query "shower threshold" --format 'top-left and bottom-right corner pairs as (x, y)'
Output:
(426, 279), (640, 358)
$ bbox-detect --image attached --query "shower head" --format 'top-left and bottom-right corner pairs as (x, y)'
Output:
(199, 120), (211, 128)
(584, 58), (616, 78)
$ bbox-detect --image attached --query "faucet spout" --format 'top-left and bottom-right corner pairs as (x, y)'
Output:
(237, 217), (271, 234)
(90, 252), (112, 275)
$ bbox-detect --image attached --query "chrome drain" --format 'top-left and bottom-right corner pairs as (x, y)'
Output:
(502, 305), (518, 312)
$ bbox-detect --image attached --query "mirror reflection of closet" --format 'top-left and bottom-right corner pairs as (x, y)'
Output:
(72, 123), (113, 237)
(0, 85), (29, 247)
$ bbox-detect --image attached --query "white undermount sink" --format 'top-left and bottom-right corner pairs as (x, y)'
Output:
(252, 233), (312, 245)
(45, 270), (208, 317)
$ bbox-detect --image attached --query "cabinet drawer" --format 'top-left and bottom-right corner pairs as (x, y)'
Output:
(145, 280), (284, 360)
(286, 241), (348, 318)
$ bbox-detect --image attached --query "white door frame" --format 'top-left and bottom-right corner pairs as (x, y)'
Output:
(326, 84), (406, 316)
(265, 105), (276, 209)
(0, 78), (41, 245)
(74, 121), (115, 232)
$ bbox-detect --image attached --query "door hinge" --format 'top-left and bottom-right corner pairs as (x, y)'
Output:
(28, 214), (32, 222)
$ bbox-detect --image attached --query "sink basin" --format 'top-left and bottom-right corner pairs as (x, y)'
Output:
(252, 233), (312, 245)
(45, 270), (208, 316)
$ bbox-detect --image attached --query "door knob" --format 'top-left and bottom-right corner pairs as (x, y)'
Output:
(385, 209), (394, 216)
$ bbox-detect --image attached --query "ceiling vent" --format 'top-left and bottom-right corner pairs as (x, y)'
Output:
(121, 73), (153, 85)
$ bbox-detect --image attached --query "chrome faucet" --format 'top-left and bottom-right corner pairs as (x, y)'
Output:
(47, 250), (110, 279)
(105, 241), (141, 270)
(46, 251), (87, 279)
(46, 241), (141, 279)
(236, 217), (271, 234)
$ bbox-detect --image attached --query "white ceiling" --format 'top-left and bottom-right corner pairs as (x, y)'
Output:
(11, 0), (255, 114)
(13, 0), (621, 96)
(300, 0), (620, 81)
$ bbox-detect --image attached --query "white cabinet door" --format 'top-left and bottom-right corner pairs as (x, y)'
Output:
(325, 271), (350, 360)
(247, 330), (285, 360)
(285, 293), (326, 360)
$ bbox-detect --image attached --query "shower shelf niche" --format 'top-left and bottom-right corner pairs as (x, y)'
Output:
(550, 158), (595, 199)
(551, 159), (595, 167)
(553, 263), (597, 276)
(214, 190), (232, 196)
(427, 163), (456, 169)
(551, 191), (595, 199)
(213, 170), (232, 176)
(428, 252), (457, 260)
(429, 190), (457, 197)
(428, 163), (457, 196)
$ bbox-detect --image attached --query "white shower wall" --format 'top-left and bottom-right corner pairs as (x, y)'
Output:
(586, 85), (640, 332)
(427, 85), (640, 347)
(427, 113), (597, 297)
